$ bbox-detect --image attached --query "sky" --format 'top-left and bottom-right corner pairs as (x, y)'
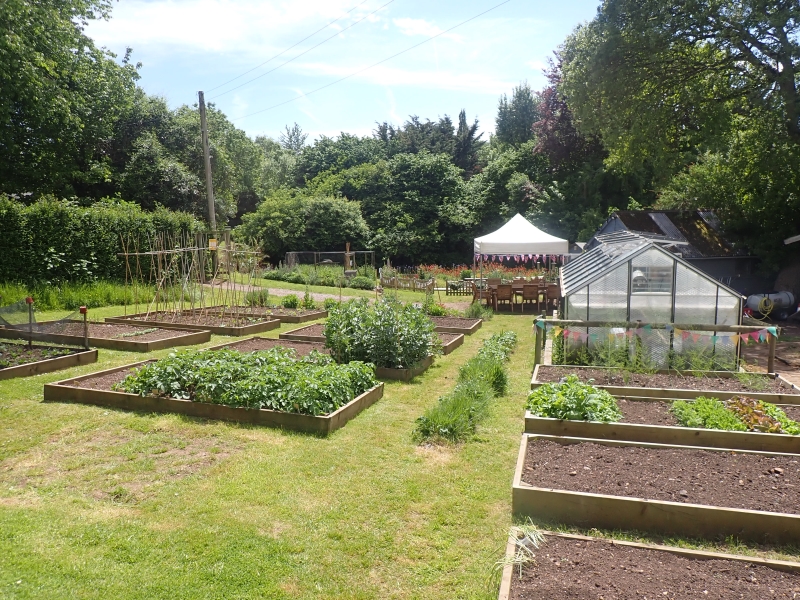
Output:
(86, 0), (601, 142)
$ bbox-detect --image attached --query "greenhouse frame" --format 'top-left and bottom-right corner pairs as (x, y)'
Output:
(559, 233), (744, 369)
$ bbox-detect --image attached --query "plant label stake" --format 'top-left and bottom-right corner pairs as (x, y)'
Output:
(26, 296), (33, 348)
(80, 306), (89, 349)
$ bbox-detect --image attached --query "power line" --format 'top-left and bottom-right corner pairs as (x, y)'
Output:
(206, 0), (373, 94)
(210, 0), (396, 100)
(232, 0), (512, 121)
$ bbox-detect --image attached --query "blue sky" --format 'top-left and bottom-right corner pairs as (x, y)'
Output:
(87, 0), (600, 142)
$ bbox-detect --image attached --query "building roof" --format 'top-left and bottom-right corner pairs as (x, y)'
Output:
(594, 210), (740, 258)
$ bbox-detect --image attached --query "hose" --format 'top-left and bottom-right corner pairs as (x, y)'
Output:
(758, 296), (775, 318)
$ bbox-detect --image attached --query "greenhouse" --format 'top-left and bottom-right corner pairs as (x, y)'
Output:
(559, 232), (744, 369)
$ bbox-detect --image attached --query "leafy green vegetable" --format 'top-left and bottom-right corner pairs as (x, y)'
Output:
(526, 375), (622, 422)
(324, 298), (439, 369)
(115, 348), (377, 416)
(670, 397), (747, 431)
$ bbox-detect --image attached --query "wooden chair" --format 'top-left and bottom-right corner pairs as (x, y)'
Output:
(487, 277), (502, 287)
(520, 284), (539, 313)
(495, 284), (514, 312)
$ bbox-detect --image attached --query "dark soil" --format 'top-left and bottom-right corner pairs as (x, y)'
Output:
(430, 316), (481, 329)
(286, 323), (325, 337)
(537, 366), (799, 394)
(219, 306), (325, 317)
(618, 399), (800, 426)
(69, 365), (143, 390)
(0, 342), (79, 369)
(522, 439), (800, 513)
(218, 337), (328, 356)
(126, 312), (274, 327)
(509, 535), (800, 599)
(39, 322), (192, 342)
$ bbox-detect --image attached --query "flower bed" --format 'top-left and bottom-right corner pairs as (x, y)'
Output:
(512, 434), (800, 543)
(0, 320), (209, 352)
(532, 364), (800, 403)
(105, 311), (279, 336)
(498, 531), (800, 600)
(44, 348), (382, 434)
(525, 375), (800, 452)
(0, 341), (97, 380)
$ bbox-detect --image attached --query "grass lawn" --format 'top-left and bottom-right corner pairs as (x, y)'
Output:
(2, 301), (798, 599)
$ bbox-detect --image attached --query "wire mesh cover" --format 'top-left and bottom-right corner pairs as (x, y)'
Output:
(285, 251), (375, 269)
(0, 300), (80, 334)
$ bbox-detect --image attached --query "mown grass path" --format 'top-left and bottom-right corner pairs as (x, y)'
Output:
(0, 311), (535, 599)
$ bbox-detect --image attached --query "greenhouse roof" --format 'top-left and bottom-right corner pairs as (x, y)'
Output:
(561, 233), (743, 297)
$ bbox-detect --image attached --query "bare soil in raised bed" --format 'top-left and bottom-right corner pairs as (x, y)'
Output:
(509, 535), (800, 599)
(220, 338), (328, 356)
(537, 365), (799, 394)
(125, 312), (273, 327)
(0, 342), (79, 369)
(287, 323), (325, 336)
(68, 366), (141, 390)
(202, 306), (325, 318)
(618, 399), (800, 426)
(438, 332), (461, 345)
(430, 316), (480, 329)
(39, 322), (193, 342)
(522, 439), (800, 513)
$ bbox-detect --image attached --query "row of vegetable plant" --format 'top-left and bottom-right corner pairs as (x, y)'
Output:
(116, 348), (377, 416)
(414, 331), (518, 443)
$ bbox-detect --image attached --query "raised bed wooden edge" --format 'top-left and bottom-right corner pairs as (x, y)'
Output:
(497, 531), (800, 600)
(376, 355), (435, 382)
(0, 348), (98, 381)
(0, 321), (210, 352)
(205, 336), (327, 352)
(531, 364), (800, 404)
(43, 361), (384, 435)
(432, 319), (482, 335)
(512, 434), (800, 544)
(105, 313), (280, 336)
(440, 333), (464, 355)
(524, 411), (800, 453)
(186, 307), (328, 323)
(279, 325), (324, 343)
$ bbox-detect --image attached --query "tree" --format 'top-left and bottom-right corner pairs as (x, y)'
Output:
(495, 82), (540, 146)
(558, 0), (800, 178)
(279, 123), (308, 154)
(375, 116), (457, 157)
(0, 0), (140, 197)
(295, 134), (387, 183)
(453, 109), (485, 177)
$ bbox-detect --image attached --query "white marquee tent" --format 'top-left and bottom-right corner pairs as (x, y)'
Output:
(473, 213), (569, 256)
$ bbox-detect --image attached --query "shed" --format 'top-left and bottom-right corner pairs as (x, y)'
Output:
(562, 232), (743, 325)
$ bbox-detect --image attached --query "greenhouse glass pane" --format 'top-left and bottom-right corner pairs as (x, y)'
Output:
(630, 249), (674, 294)
(674, 263), (717, 325)
(715, 290), (741, 325)
(588, 265), (629, 322)
(566, 286), (588, 320)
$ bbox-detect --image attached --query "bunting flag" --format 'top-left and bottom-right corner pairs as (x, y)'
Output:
(535, 319), (546, 329)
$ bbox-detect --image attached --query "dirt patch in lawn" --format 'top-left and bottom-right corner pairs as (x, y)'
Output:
(537, 366), (798, 394)
(0, 342), (79, 369)
(0, 422), (234, 503)
(522, 439), (800, 513)
(510, 535), (800, 600)
(617, 399), (800, 426)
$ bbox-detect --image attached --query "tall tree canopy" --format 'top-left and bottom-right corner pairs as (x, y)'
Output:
(495, 82), (540, 146)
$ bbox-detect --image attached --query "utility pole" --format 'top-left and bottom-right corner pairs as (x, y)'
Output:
(198, 91), (218, 274)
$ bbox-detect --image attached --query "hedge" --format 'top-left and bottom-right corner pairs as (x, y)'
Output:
(0, 196), (203, 284)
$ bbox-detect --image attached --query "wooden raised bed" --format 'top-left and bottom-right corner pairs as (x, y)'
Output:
(375, 355), (435, 382)
(188, 306), (328, 323)
(497, 531), (800, 600)
(430, 316), (482, 335)
(279, 324), (324, 343)
(523, 411), (800, 453)
(206, 336), (328, 355)
(531, 364), (800, 404)
(0, 346), (97, 380)
(512, 434), (800, 544)
(439, 333), (464, 355)
(0, 320), (210, 352)
(43, 361), (384, 435)
(105, 312), (279, 336)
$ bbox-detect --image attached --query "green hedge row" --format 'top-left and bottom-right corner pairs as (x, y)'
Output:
(0, 196), (203, 284)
